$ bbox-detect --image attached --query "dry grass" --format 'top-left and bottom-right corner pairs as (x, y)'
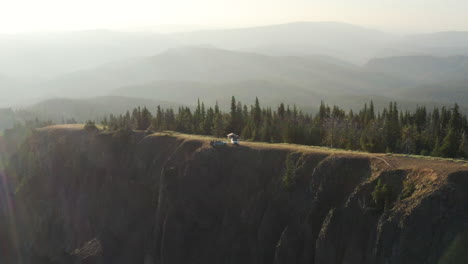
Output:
(152, 131), (468, 174)
(121, 131), (468, 163)
(37, 124), (86, 131)
(38, 127), (468, 171)
(37, 124), (106, 131)
(152, 131), (402, 169)
(154, 131), (353, 152)
(385, 153), (468, 164)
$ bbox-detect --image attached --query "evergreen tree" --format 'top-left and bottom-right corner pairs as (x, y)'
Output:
(459, 132), (467, 158)
(140, 107), (152, 130)
(253, 97), (262, 125)
(241, 120), (254, 140)
(439, 128), (459, 158)
(203, 107), (215, 135)
(153, 105), (164, 131)
(439, 104), (463, 158)
(212, 111), (225, 138)
(99, 98), (467, 160)
(228, 96), (238, 133)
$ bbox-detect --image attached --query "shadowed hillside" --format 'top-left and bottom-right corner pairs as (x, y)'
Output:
(1, 125), (467, 263)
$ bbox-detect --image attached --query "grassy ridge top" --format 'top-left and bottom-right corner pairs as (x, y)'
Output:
(149, 131), (468, 174)
(38, 125), (468, 175)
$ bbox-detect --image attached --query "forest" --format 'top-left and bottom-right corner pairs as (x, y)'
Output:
(93, 97), (468, 159)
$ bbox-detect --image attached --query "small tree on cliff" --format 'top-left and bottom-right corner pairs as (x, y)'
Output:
(372, 179), (392, 210)
(84, 120), (98, 131)
(282, 154), (296, 190)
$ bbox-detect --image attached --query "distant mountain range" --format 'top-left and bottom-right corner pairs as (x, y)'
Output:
(1, 21), (468, 121)
(43, 46), (407, 98)
(3, 22), (468, 80)
(38, 46), (465, 109)
(365, 55), (468, 83)
(0, 96), (184, 130)
(26, 96), (183, 123)
(397, 79), (468, 104)
(2, 46), (465, 119)
(0, 74), (22, 106)
(374, 31), (468, 58)
(364, 55), (468, 103)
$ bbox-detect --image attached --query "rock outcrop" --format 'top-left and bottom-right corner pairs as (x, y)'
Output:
(1, 125), (468, 263)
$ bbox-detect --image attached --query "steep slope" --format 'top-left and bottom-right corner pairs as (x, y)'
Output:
(2, 125), (468, 264)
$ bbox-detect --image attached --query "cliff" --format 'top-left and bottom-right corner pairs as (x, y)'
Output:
(2, 124), (468, 264)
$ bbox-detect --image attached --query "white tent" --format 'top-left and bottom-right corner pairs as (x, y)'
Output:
(227, 133), (239, 139)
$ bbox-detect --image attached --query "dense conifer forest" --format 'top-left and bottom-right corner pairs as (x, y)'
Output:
(3, 97), (467, 159)
(95, 97), (468, 159)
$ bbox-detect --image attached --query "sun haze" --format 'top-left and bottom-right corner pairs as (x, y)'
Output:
(1, 0), (468, 33)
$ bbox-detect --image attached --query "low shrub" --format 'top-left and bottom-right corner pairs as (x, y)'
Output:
(84, 120), (98, 131)
(401, 180), (416, 199)
(372, 179), (392, 211)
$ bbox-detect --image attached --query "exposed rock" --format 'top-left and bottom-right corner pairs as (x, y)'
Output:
(1, 126), (467, 263)
(72, 238), (104, 264)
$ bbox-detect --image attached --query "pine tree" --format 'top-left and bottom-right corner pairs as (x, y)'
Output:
(140, 107), (152, 130)
(214, 101), (220, 115)
(439, 104), (463, 158)
(165, 109), (176, 130)
(384, 102), (401, 152)
(153, 105), (164, 131)
(100, 99), (467, 160)
(259, 120), (272, 142)
(459, 132), (467, 158)
(228, 96), (238, 133)
(203, 107), (215, 135)
(241, 120), (254, 140)
(278, 103), (285, 119)
(212, 112), (225, 138)
(253, 97), (262, 125)
(131, 108), (139, 129)
(369, 100), (375, 121)
(439, 128), (459, 158)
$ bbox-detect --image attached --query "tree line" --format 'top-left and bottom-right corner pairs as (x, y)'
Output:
(100, 97), (468, 159)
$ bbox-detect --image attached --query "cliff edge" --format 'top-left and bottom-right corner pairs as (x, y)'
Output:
(2, 125), (468, 264)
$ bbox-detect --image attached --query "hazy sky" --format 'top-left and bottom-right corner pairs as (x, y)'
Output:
(1, 0), (468, 33)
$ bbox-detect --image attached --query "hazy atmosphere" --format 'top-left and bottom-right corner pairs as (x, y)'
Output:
(0, 0), (468, 123)
(2, 0), (468, 127)
(1, 1), (468, 264)
(2, 0), (468, 33)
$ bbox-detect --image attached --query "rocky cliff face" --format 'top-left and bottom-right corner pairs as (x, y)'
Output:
(2, 125), (468, 264)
